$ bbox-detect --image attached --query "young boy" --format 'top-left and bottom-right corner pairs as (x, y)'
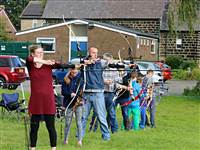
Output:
(128, 71), (142, 130)
(139, 69), (154, 129)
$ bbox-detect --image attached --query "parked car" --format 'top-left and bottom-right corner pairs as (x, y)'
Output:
(135, 61), (163, 83)
(19, 58), (29, 79)
(155, 62), (172, 82)
(0, 55), (27, 89)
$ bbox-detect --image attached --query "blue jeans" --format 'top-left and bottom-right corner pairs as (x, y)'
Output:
(140, 106), (147, 129)
(82, 92), (110, 140)
(121, 105), (130, 130)
(104, 92), (118, 133)
(64, 106), (83, 141)
(148, 97), (156, 127)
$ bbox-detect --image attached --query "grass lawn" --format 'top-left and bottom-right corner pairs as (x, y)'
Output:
(0, 89), (199, 150)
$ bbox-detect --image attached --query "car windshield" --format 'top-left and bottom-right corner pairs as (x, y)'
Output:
(11, 57), (22, 67)
(137, 63), (148, 68)
(163, 64), (170, 68)
(154, 64), (161, 70)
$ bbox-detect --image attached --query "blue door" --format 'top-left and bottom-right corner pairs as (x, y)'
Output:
(71, 41), (87, 59)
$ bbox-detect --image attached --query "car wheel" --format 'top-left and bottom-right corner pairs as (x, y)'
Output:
(0, 77), (6, 88)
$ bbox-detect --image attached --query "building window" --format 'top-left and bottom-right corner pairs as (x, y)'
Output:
(176, 38), (182, 49)
(32, 20), (37, 28)
(140, 39), (143, 45)
(146, 40), (149, 46)
(143, 39), (146, 46)
(151, 40), (157, 54)
(36, 37), (56, 53)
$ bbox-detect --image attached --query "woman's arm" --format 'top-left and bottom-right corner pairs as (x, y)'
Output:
(33, 57), (55, 65)
(26, 55), (55, 65)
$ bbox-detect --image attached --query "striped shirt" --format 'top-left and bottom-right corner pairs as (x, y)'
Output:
(103, 67), (121, 92)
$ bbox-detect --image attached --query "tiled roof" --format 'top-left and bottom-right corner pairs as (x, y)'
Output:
(20, 1), (43, 18)
(42, 0), (164, 19)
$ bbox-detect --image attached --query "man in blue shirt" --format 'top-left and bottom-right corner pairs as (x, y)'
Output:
(82, 47), (110, 141)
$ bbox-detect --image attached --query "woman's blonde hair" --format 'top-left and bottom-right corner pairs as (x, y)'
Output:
(28, 44), (41, 54)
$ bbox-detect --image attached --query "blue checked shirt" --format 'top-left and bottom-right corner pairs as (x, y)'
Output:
(103, 67), (121, 92)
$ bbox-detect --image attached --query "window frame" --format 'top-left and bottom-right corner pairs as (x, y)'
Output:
(150, 40), (157, 54)
(176, 38), (182, 49)
(32, 19), (38, 28)
(36, 37), (56, 53)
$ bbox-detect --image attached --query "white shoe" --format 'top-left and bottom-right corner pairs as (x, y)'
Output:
(78, 140), (82, 146)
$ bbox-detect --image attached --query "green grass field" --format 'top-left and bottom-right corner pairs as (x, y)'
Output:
(0, 89), (199, 150)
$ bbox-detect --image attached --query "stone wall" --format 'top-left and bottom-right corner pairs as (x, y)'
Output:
(159, 31), (200, 61)
(99, 19), (160, 36)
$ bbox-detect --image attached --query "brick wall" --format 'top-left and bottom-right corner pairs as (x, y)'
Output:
(16, 22), (158, 62)
(17, 26), (70, 61)
(88, 27), (137, 59)
(88, 27), (157, 61)
(159, 31), (200, 61)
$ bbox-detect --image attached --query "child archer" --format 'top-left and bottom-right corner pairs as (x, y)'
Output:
(61, 68), (84, 146)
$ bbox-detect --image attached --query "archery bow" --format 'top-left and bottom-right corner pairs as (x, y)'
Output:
(61, 15), (86, 141)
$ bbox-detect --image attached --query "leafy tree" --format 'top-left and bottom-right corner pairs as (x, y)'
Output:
(0, 0), (30, 30)
(168, 0), (200, 34)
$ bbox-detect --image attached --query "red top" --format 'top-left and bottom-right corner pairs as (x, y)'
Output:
(26, 56), (55, 114)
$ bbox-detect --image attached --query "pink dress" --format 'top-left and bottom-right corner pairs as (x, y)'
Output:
(26, 56), (55, 114)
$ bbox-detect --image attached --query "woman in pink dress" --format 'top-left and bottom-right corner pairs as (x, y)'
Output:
(26, 45), (75, 150)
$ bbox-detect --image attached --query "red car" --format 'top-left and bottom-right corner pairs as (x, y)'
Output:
(155, 62), (172, 82)
(0, 55), (27, 89)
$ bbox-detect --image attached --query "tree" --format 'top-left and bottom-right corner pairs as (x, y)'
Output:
(168, 0), (200, 34)
(0, 0), (30, 30)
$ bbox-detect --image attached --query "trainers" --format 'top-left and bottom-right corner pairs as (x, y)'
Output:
(78, 140), (82, 146)
(63, 140), (68, 145)
(103, 138), (110, 141)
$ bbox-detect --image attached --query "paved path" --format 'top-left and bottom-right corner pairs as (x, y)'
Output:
(18, 80), (198, 96)
(166, 80), (198, 95)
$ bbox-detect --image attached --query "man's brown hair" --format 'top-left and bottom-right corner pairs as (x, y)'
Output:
(147, 69), (154, 74)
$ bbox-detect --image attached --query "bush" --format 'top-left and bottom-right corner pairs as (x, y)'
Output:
(173, 69), (187, 80)
(166, 56), (198, 69)
(166, 56), (184, 69)
(173, 68), (200, 80)
(191, 68), (200, 80)
(180, 60), (198, 70)
(183, 81), (200, 96)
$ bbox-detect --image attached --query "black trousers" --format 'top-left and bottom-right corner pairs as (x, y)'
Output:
(30, 114), (57, 147)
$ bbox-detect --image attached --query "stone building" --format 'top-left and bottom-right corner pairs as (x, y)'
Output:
(18, 0), (200, 62)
